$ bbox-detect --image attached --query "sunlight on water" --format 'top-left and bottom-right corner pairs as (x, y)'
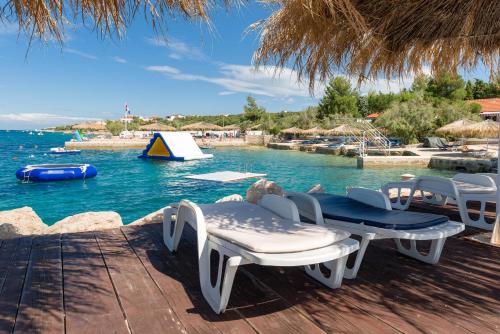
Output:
(0, 131), (453, 225)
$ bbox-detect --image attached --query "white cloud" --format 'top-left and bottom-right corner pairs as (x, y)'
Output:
(112, 56), (127, 64)
(145, 63), (319, 98)
(0, 22), (18, 35)
(0, 113), (101, 123)
(169, 53), (182, 60)
(148, 37), (205, 60)
(218, 91), (236, 96)
(64, 48), (97, 60)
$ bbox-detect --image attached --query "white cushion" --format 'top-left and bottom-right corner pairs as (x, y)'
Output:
(454, 181), (496, 194)
(198, 202), (350, 254)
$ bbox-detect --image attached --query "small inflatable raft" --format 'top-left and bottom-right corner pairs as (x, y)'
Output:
(49, 147), (81, 155)
(16, 164), (97, 182)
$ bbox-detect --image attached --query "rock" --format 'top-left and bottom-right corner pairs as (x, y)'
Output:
(47, 211), (122, 234)
(215, 194), (244, 203)
(307, 184), (325, 193)
(0, 207), (48, 239)
(246, 179), (284, 204)
(129, 208), (165, 226)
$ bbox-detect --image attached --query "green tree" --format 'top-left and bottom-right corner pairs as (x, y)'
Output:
(426, 73), (466, 100)
(106, 120), (124, 136)
(366, 92), (397, 114)
(243, 96), (266, 122)
(357, 95), (369, 117)
(318, 77), (359, 118)
(374, 96), (436, 144)
(473, 80), (490, 99)
(465, 81), (474, 100)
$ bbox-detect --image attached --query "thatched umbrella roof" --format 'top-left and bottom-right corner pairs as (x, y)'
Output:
(3, 0), (221, 42)
(454, 120), (500, 138)
(180, 122), (223, 131)
(281, 127), (304, 134)
(303, 126), (328, 135)
(222, 124), (241, 130)
(329, 124), (361, 135)
(436, 119), (477, 135)
(139, 123), (176, 131)
(255, 0), (500, 89)
(72, 121), (106, 131)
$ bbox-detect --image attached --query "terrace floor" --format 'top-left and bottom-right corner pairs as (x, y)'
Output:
(0, 201), (499, 334)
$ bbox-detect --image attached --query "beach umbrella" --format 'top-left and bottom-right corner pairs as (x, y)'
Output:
(72, 122), (106, 131)
(329, 124), (361, 136)
(303, 127), (328, 136)
(180, 122), (223, 131)
(139, 123), (176, 131)
(452, 120), (500, 151)
(254, 0), (500, 91)
(222, 124), (241, 130)
(436, 119), (478, 136)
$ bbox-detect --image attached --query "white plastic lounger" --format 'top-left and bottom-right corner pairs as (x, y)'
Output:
(382, 174), (496, 230)
(162, 195), (359, 314)
(286, 188), (464, 279)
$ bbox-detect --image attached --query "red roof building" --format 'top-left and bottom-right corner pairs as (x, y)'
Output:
(468, 98), (500, 121)
(366, 113), (381, 119)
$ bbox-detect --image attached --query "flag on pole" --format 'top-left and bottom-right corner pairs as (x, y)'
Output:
(125, 102), (130, 115)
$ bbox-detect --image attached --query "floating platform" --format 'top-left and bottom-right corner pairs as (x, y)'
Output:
(16, 164), (97, 182)
(185, 171), (266, 182)
(139, 132), (213, 161)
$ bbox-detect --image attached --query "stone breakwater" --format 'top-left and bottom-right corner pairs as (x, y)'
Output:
(0, 179), (284, 239)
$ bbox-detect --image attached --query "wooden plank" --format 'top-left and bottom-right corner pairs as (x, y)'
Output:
(145, 223), (326, 334)
(0, 238), (32, 333)
(365, 239), (500, 332)
(14, 234), (64, 334)
(95, 228), (187, 334)
(122, 225), (257, 334)
(62, 232), (129, 334)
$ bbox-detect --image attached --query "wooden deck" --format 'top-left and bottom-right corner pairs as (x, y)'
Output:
(0, 201), (499, 334)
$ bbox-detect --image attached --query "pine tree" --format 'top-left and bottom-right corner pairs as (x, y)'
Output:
(317, 77), (359, 119)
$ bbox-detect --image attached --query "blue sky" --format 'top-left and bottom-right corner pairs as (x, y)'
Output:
(0, 3), (493, 129)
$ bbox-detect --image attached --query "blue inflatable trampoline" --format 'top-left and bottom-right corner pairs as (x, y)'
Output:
(16, 164), (97, 182)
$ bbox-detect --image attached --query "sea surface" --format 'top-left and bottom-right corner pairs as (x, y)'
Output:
(0, 130), (453, 225)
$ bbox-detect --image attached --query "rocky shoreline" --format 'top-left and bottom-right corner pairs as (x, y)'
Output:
(0, 179), (282, 240)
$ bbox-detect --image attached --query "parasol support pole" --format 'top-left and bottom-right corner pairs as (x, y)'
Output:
(492, 130), (500, 245)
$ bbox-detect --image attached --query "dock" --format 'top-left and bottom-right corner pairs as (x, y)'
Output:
(0, 201), (498, 333)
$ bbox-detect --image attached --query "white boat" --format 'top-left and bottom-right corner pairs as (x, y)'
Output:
(49, 147), (81, 155)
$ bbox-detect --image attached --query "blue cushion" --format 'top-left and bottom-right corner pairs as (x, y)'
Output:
(310, 193), (448, 230)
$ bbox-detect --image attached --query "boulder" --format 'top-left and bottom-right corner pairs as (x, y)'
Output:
(47, 211), (122, 234)
(246, 179), (284, 204)
(129, 208), (165, 226)
(215, 194), (244, 203)
(307, 184), (325, 194)
(0, 207), (48, 239)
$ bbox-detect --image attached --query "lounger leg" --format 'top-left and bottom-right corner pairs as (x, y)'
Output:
(394, 238), (446, 264)
(422, 192), (448, 206)
(457, 197), (494, 230)
(343, 236), (371, 279)
(199, 241), (249, 314)
(163, 206), (184, 252)
(304, 255), (348, 289)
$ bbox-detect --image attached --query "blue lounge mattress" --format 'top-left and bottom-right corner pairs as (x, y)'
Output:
(310, 193), (448, 230)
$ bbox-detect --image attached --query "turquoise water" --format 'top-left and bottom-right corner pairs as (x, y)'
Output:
(0, 130), (453, 225)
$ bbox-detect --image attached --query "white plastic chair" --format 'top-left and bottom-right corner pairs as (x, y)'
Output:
(286, 188), (464, 279)
(162, 195), (359, 314)
(382, 174), (496, 230)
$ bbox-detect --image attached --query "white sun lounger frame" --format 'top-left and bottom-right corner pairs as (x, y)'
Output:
(162, 195), (359, 314)
(382, 174), (496, 230)
(286, 188), (464, 279)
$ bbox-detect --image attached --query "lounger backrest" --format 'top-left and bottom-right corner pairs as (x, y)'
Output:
(453, 173), (496, 188)
(347, 187), (392, 210)
(259, 194), (300, 222)
(414, 176), (458, 198)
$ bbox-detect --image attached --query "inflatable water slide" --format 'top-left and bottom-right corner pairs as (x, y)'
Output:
(138, 132), (213, 161)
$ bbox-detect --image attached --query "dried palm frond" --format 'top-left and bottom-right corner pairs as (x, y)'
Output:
(254, 0), (500, 90)
(0, 0), (231, 42)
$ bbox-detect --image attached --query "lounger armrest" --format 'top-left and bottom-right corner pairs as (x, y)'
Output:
(285, 192), (325, 225)
(258, 194), (300, 222)
(453, 173), (497, 189)
(347, 187), (392, 210)
(176, 200), (208, 252)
